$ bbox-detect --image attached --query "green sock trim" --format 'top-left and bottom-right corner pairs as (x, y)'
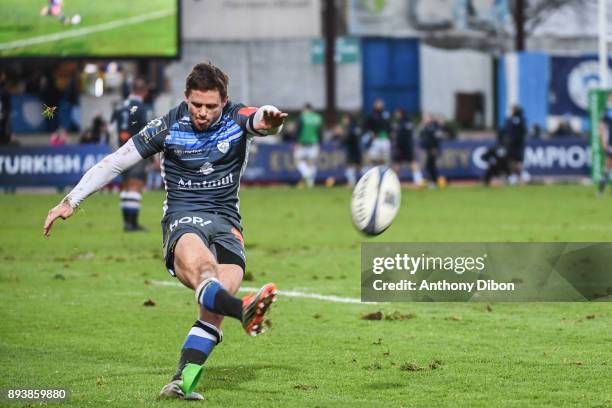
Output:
(180, 363), (203, 395)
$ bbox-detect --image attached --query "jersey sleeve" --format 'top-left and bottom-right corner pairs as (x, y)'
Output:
(226, 102), (266, 137)
(131, 114), (170, 158)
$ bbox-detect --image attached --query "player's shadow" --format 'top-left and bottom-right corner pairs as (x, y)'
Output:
(203, 364), (296, 392)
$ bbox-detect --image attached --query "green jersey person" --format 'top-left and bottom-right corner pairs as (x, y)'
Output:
(294, 103), (322, 187)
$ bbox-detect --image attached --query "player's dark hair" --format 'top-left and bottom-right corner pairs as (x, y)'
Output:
(185, 63), (228, 99)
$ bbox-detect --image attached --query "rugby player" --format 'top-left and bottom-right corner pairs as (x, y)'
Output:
(391, 108), (423, 187)
(43, 63), (287, 400)
(419, 113), (441, 186)
(294, 103), (322, 188)
(110, 78), (151, 231)
(365, 98), (392, 166)
(502, 105), (527, 185)
(40, 0), (78, 25)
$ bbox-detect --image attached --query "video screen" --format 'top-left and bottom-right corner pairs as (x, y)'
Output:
(0, 0), (179, 58)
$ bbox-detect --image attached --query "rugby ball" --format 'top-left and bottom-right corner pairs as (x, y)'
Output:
(350, 166), (401, 236)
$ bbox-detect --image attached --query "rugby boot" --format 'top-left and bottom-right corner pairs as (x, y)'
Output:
(159, 379), (204, 401)
(241, 283), (277, 336)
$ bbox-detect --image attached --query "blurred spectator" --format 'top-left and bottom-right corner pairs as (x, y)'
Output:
(364, 98), (391, 165)
(552, 115), (578, 138)
(79, 116), (110, 144)
(80, 116), (110, 144)
(530, 123), (543, 140)
(339, 113), (363, 186)
(92, 115), (110, 144)
(419, 114), (441, 186)
(502, 105), (528, 185)
(79, 128), (95, 144)
(49, 128), (69, 146)
(391, 108), (423, 186)
(294, 103), (322, 188)
(0, 71), (11, 145)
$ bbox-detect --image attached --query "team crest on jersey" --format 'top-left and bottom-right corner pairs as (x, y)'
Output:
(139, 116), (167, 142)
(199, 162), (214, 175)
(217, 140), (230, 154)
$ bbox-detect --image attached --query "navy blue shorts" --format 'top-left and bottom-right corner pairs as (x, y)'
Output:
(161, 212), (246, 276)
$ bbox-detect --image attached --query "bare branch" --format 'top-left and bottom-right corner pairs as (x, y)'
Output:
(508, 0), (596, 35)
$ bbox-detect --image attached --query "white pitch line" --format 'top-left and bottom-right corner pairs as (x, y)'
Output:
(0, 9), (174, 51)
(150, 280), (367, 304)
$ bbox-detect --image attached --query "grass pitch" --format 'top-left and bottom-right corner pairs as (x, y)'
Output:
(0, 0), (177, 57)
(0, 185), (611, 407)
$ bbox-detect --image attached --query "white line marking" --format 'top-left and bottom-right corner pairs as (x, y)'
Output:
(150, 280), (368, 304)
(0, 9), (174, 51)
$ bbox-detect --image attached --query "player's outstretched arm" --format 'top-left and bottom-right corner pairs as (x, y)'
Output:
(43, 138), (144, 237)
(253, 105), (288, 135)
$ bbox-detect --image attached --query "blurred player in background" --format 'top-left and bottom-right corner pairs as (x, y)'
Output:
(110, 78), (151, 232)
(502, 105), (527, 185)
(598, 94), (612, 195)
(294, 103), (322, 188)
(365, 98), (391, 166)
(482, 143), (510, 186)
(44, 62), (287, 400)
(40, 0), (80, 25)
(419, 113), (441, 187)
(391, 108), (423, 186)
(340, 113), (362, 186)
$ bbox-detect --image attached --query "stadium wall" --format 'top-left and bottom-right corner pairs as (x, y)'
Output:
(497, 52), (549, 129)
(182, 0), (321, 40)
(498, 52), (612, 132)
(420, 44), (493, 127)
(165, 39), (362, 111)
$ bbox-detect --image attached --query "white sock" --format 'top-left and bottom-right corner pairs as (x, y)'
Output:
(308, 164), (317, 186)
(413, 170), (423, 185)
(346, 168), (356, 186)
(296, 161), (309, 180)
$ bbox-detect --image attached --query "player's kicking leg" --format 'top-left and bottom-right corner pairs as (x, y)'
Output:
(159, 233), (276, 399)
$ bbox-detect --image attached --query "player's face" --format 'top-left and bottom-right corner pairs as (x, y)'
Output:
(185, 89), (227, 131)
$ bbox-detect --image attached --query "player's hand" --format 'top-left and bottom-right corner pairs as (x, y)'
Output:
(43, 201), (75, 237)
(255, 107), (288, 131)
